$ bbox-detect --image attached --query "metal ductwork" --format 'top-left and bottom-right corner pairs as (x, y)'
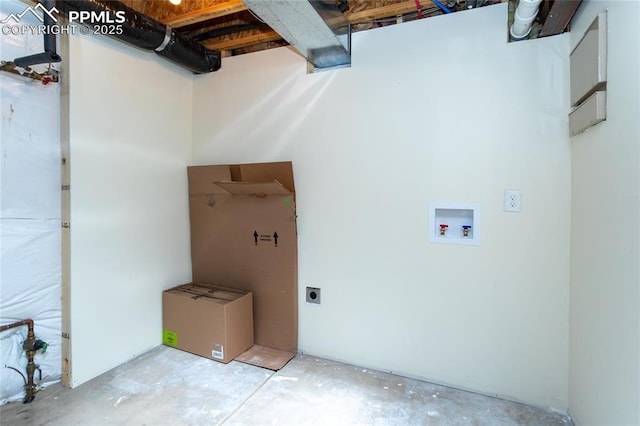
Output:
(55, 0), (221, 74)
(243, 0), (351, 71)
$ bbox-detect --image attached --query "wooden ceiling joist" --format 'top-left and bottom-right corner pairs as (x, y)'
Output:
(539, 0), (583, 37)
(131, 0), (545, 58)
(346, 0), (436, 24)
(162, 0), (248, 28)
(203, 29), (282, 51)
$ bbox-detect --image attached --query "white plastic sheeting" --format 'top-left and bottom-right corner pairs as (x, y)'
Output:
(1, 0), (62, 404)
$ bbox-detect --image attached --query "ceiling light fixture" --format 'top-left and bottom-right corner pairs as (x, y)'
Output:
(169, 0), (181, 5)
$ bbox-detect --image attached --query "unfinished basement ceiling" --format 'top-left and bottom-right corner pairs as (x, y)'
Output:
(118, 0), (580, 58)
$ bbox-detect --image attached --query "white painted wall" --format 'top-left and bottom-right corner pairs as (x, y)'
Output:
(568, 1), (640, 424)
(68, 34), (193, 386)
(192, 4), (571, 409)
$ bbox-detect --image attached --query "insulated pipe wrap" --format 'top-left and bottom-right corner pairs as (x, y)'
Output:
(56, 0), (221, 73)
(155, 30), (222, 74)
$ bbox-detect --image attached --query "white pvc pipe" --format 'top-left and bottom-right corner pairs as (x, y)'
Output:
(516, 0), (542, 19)
(510, 0), (542, 41)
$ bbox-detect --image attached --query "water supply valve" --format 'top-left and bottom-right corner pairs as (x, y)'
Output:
(23, 338), (47, 353)
(33, 340), (47, 353)
(462, 225), (472, 237)
(439, 224), (448, 236)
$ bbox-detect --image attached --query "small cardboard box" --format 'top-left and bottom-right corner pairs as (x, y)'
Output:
(187, 161), (298, 370)
(162, 283), (254, 363)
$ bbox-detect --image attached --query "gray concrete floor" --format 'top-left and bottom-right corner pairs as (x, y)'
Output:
(0, 346), (572, 425)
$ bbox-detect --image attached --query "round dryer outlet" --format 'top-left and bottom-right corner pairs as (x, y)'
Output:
(306, 287), (321, 304)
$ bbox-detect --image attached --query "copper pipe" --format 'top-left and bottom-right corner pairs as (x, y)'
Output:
(0, 319), (34, 333)
(0, 319), (38, 403)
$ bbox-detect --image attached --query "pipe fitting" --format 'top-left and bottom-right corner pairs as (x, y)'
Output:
(1, 319), (45, 403)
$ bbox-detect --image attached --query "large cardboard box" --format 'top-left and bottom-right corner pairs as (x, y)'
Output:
(162, 283), (254, 363)
(187, 161), (298, 369)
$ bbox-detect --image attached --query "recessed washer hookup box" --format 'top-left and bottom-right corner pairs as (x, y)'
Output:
(162, 282), (254, 363)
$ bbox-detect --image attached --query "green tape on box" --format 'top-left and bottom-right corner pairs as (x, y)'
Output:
(163, 330), (178, 347)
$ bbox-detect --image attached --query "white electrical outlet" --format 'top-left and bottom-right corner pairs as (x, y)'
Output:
(504, 190), (521, 212)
